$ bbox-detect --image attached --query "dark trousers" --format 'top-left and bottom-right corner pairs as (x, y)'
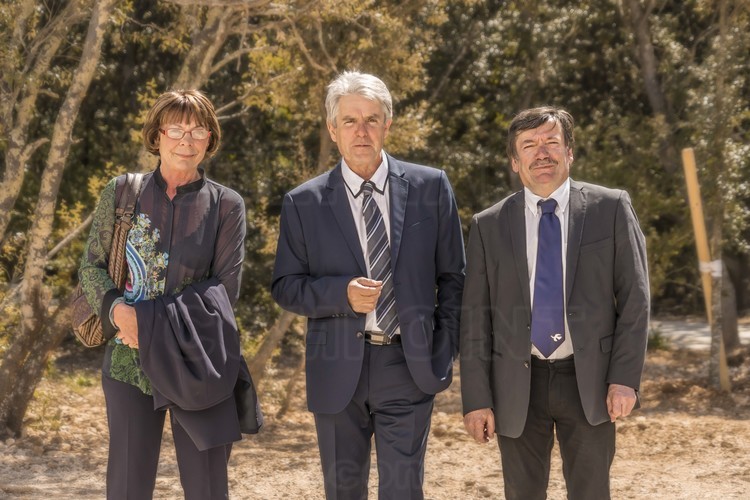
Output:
(314, 343), (435, 500)
(498, 357), (615, 500)
(102, 375), (232, 500)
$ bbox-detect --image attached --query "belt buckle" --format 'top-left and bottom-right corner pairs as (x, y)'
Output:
(365, 331), (389, 345)
(365, 331), (402, 345)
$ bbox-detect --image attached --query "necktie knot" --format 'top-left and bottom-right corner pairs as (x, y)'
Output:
(539, 198), (557, 215)
(361, 181), (375, 198)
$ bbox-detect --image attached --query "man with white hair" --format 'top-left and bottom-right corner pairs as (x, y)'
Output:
(272, 71), (465, 499)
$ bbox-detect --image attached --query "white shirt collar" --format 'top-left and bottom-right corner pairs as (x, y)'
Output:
(523, 178), (570, 215)
(342, 151), (389, 197)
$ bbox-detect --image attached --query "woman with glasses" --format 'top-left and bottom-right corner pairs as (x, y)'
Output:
(78, 89), (249, 499)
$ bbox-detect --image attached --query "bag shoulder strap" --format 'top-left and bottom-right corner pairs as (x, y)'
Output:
(122, 172), (144, 214)
(115, 173), (145, 229)
(108, 173), (144, 289)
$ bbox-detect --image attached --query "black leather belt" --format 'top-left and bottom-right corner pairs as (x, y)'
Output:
(531, 356), (574, 368)
(364, 331), (401, 346)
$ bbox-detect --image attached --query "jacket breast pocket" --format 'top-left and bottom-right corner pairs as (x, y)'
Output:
(306, 330), (327, 345)
(403, 216), (435, 234)
(579, 237), (613, 255)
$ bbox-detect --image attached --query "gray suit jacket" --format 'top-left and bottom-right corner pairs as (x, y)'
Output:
(460, 179), (649, 437)
(272, 154), (465, 414)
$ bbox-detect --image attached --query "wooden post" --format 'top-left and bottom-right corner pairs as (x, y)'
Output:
(681, 147), (730, 391)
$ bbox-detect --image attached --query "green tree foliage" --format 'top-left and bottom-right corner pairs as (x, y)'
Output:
(0, 0), (748, 435)
(420, 0), (750, 314)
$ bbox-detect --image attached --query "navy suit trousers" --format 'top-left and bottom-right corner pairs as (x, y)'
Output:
(313, 343), (435, 500)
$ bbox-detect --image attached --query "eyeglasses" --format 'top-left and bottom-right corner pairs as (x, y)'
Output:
(160, 127), (211, 141)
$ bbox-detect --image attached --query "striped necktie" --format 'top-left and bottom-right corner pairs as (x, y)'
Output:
(530, 198), (565, 357)
(361, 181), (399, 337)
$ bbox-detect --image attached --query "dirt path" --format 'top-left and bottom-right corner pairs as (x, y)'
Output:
(1, 339), (749, 499)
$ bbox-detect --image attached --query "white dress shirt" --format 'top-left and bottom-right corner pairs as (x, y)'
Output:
(524, 178), (573, 359)
(341, 152), (399, 334)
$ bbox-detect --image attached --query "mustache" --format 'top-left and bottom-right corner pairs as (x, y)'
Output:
(531, 159), (558, 168)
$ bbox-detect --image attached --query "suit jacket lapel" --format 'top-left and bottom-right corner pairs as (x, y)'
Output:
(566, 180), (586, 300)
(325, 164), (367, 275)
(508, 192), (532, 314)
(387, 155), (408, 270)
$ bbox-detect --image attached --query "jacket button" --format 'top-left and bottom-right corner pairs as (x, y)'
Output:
(356, 331), (364, 339)
(524, 361), (529, 368)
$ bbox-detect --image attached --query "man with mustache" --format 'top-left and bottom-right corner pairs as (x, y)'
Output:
(460, 106), (649, 499)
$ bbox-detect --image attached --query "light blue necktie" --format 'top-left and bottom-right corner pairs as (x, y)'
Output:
(531, 199), (565, 357)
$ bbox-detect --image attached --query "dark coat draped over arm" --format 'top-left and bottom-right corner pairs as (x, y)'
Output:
(135, 277), (258, 450)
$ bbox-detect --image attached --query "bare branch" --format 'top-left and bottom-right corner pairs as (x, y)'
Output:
(427, 20), (478, 105)
(216, 71), (300, 116)
(215, 99), (244, 115)
(47, 213), (94, 259)
(0, 211), (92, 310)
(23, 0), (90, 78)
(285, 15), (329, 73)
(20, 138), (50, 165)
(313, 16), (337, 73)
(217, 107), (252, 121)
(211, 46), (271, 74)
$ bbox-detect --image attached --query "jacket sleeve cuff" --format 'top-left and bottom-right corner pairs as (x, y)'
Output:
(101, 289), (123, 341)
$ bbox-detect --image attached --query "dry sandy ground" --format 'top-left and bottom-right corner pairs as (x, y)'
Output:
(1, 335), (749, 499)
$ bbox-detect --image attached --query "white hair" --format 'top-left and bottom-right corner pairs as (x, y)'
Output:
(325, 71), (393, 126)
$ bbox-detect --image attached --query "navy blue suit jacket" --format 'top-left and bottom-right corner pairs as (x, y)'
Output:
(272, 154), (465, 414)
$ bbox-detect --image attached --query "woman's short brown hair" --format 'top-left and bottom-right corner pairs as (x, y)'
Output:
(142, 89), (221, 158)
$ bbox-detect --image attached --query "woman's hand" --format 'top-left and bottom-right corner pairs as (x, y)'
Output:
(113, 303), (139, 349)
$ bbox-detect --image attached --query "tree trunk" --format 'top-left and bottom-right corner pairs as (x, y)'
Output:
(0, 0), (116, 438)
(725, 252), (750, 316)
(708, 214), (730, 391)
(714, 1), (740, 352)
(620, 0), (680, 173)
(317, 111), (334, 174)
(275, 352), (306, 419)
(248, 119), (331, 386)
(174, 7), (234, 89)
(248, 310), (297, 384)
(722, 260), (740, 350)
(0, 304), (71, 437)
(136, 6), (239, 173)
(0, 0), (83, 240)
(709, 251), (730, 391)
